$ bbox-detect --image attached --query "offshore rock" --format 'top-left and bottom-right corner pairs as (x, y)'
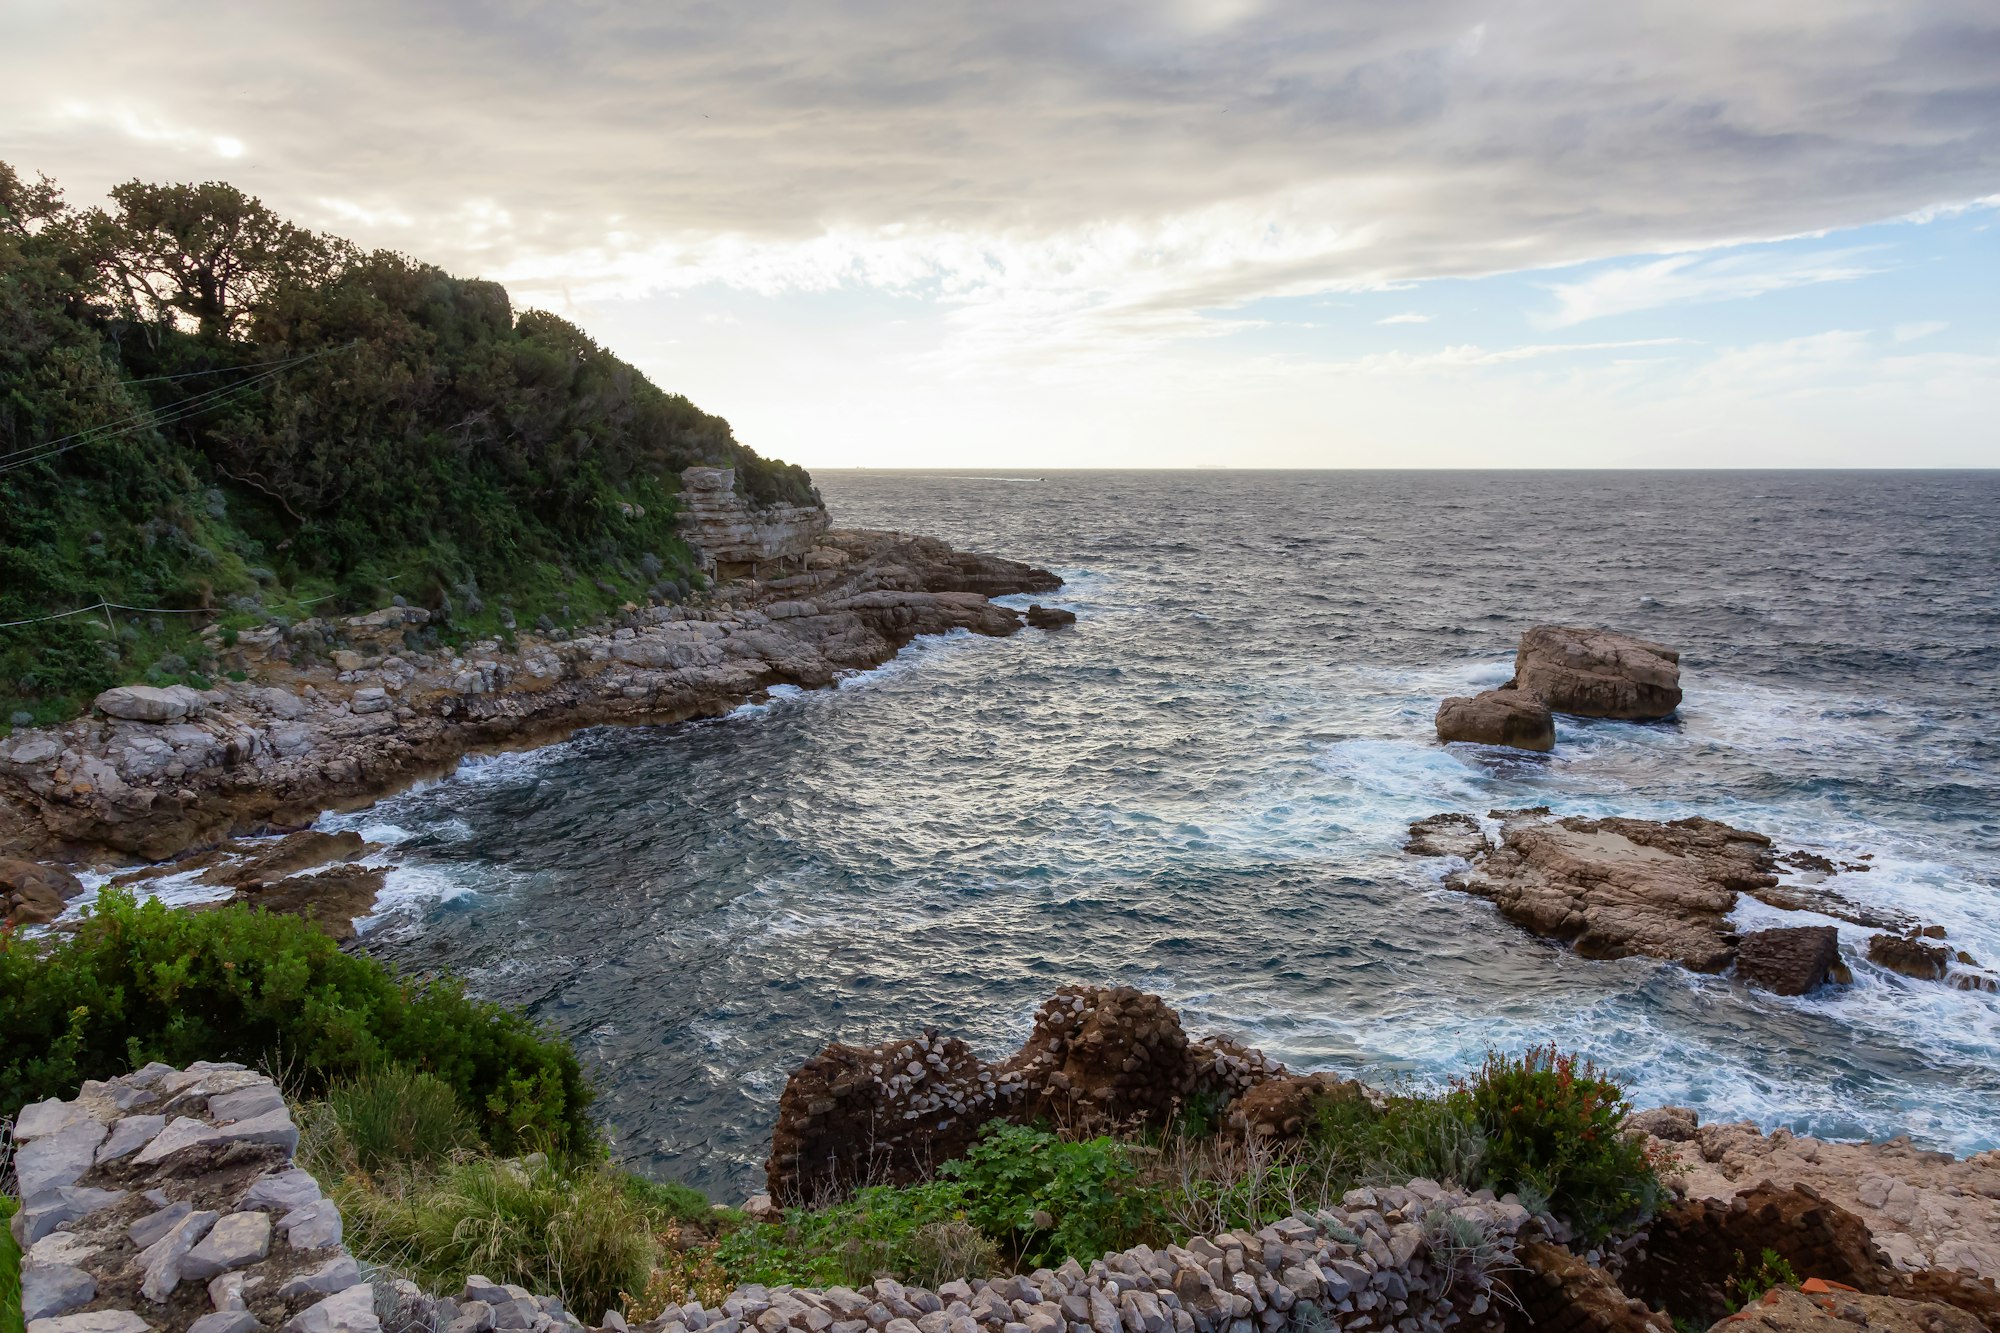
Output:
(1513, 625), (1683, 720)
(1434, 688), (1555, 751)
(1734, 925), (1842, 995)
(1408, 808), (1779, 972)
(766, 984), (1288, 1204)
(0, 528), (1060, 865)
(1025, 605), (1076, 630)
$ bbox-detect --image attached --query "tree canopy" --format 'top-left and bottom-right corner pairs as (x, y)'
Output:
(0, 163), (816, 724)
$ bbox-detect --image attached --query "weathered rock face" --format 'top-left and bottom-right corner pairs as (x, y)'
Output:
(10, 1061), (402, 1333)
(1706, 1286), (1988, 1333)
(1407, 809), (1780, 973)
(676, 466), (830, 581)
(0, 529), (1060, 866)
(1734, 926), (1843, 996)
(1513, 626), (1682, 720)
(1434, 689), (1555, 752)
(1024, 604), (1076, 630)
(1629, 1109), (2000, 1288)
(3, 855), (83, 925)
(766, 984), (1289, 1205)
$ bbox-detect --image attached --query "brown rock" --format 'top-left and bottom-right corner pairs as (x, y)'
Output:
(1408, 808), (1777, 972)
(237, 863), (385, 940)
(2, 856), (83, 925)
(1025, 605), (1076, 630)
(1736, 926), (1843, 995)
(200, 830), (371, 890)
(1703, 1287), (1986, 1333)
(1868, 933), (1951, 981)
(1227, 1072), (1368, 1140)
(1514, 625), (1683, 720)
(1435, 688), (1556, 751)
(765, 984), (1287, 1205)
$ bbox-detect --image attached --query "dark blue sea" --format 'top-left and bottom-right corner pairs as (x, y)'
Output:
(328, 471), (2000, 1198)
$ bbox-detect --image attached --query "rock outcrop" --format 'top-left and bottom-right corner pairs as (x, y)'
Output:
(1024, 605), (1076, 630)
(766, 985), (1289, 1205)
(1404, 809), (1969, 993)
(1512, 627), (1682, 721)
(0, 530), (1060, 866)
(1628, 1110), (2000, 1286)
(1405, 810), (1782, 975)
(1434, 689), (1555, 752)
(11, 1061), (411, 1333)
(1734, 926), (1843, 996)
(675, 467), (831, 582)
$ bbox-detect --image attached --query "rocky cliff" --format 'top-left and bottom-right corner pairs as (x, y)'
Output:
(676, 467), (831, 582)
(0, 529), (1061, 867)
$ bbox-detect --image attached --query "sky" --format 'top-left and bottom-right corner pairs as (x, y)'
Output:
(4, 1), (1998, 468)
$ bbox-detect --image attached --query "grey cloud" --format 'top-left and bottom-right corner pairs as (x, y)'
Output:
(6, 0), (1999, 308)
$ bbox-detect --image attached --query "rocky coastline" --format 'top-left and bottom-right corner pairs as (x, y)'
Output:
(0, 517), (1061, 885)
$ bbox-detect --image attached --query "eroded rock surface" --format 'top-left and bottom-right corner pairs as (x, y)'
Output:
(767, 984), (1289, 1204)
(1513, 626), (1682, 720)
(1631, 1111), (2000, 1285)
(0, 529), (1060, 866)
(1735, 926), (1843, 996)
(3, 854), (83, 925)
(1406, 810), (1780, 974)
(1434, 688), (1555, 752)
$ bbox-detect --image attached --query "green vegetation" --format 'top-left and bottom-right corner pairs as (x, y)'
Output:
(943, 1122), (1158, 1269)
(0, 886), (592, 1156)
(326, 1064), (480, 1172)
(1, 1194), (20, 1333)
(0, 161), (815, 726)
(1726, 1248), (1799, 1311)
(716, 1182), (999, 1290)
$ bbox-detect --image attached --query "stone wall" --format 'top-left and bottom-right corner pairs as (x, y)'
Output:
(676, 468), (829, 582)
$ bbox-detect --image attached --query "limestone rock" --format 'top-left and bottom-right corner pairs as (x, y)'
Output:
(17, 1118), (110, 1200)
(24, 1312), (152, 1333)
(1868, 933), (1950, 981)
(1709, 1287), (1985, 1333)
(1407, 808), (1779, 971)
(21, 1260), (97, 1322)
(183, 1211), (274, 1280)
(1735, 925), (1842, 995)
(1513, 625), (1682, 720)
(284, 1284), (383, 1333)
(94, 683), (208, 722)
(95, 1114), (167, 1164)
(1434, 688), (1555, 751)
(138, 1207), (218, 1301)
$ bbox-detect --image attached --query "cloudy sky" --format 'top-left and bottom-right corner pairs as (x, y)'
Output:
(6, 1), (1998, 467)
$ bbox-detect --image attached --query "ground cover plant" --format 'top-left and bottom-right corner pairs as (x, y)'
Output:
(0, 887), (592, 1156)
(1, 1193), (21, 1333)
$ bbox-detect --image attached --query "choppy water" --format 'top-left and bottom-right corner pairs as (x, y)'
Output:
(332, 471), (2000, 1199)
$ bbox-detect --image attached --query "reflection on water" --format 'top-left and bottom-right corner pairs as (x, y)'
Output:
(340, 470), (2000, 1198)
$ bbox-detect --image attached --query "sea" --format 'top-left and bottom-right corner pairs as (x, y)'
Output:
(320, 470), (1999, 1199)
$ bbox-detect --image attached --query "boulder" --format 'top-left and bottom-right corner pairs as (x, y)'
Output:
(93, 683), (206, 723)
(1434, 688), (1555, 751)
(2, 857), (84, 926)
(1513, 626), (1682, 720)
(1734, 925), (1842, 995)
(1025, 605), (1076, 630)
(1867, 932), (1950, 981)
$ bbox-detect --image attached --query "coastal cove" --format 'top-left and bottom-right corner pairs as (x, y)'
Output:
(270, 469), (2000, 1200)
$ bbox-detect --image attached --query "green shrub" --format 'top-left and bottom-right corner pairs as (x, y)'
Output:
(1726, 1248), (1798, 1310)
(943, 1122), (1165, 1269)
(0, 888), (594, 1158)
(1452, 1046), (1662, 1242)
(1308, 1085), (1487, 1188)
(339, 1157), (653, 1320)
(715, 1181), (986, 1288)
(328, 1065), (479, 1172)
(1, 1194), (20, 1333)
(621, 1173), (718, 1229)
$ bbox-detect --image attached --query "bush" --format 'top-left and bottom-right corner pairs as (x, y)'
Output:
(0, 888), (594, 1158)
(339, 1157), (654, 1320)
(1, 1194), (20, 1333)
(621, 1172), (719, 1229)
(327, 1066), (478, 1172)
(716, 1181), (989, 1288)
(943, 1123), (1165, 1270)
(1452, 1046), (1663, 1241)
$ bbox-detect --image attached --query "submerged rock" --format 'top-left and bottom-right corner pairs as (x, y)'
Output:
(1514, 625), (1683, 720)
(1434, 687), (1555, 751)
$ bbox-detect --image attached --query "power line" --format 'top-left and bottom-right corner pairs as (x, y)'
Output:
(0, 340), (357, 474)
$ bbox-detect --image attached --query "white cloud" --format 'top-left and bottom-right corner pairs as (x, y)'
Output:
(1377, 312), (1433, 324)
(1538, 248), (1888, 327)
(1892, 320), (1947, 342)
